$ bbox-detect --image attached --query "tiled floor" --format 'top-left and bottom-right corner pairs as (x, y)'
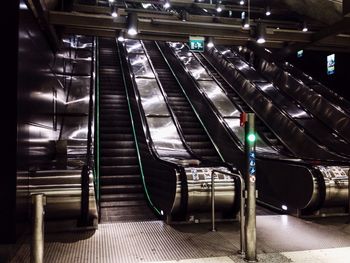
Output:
(5, 215), (350, 263)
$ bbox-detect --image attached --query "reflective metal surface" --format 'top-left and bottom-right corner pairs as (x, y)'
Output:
(317, 166), (350, 207)
(147, 116), (191, 158)
(17, 2), (96, 227)
(185, 167), (235, 213)
(135, 78), (169, 115)
(125, 39), (144, 54)
(128, 54), (155, 78)
(197, 80), (240, 117)
(17, 170), (97, 220)
(126, 39), (193, 163)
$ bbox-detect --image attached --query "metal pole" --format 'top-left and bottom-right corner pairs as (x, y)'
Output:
(211, 170), (245, 254)
(244, 113), (257, 262)
(348, 169), (350, 223)
(211, 172), (216, 232)
(238, 174), (245, 255)
(31, 194), (45, 263)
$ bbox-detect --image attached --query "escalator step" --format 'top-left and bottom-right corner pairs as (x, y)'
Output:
(100, 156), (138, 166)
(100, 174), (141, 185)
(100, 165), (140, 175)
(100, 148), (137, 157)
(100, 184), (143, 195)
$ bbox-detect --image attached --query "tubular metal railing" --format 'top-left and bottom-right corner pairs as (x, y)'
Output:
(211, 169), (245, 254)
(79, 37), (95, 226)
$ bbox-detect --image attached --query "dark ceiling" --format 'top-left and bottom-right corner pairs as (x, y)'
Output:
(25, 0), (350, 57)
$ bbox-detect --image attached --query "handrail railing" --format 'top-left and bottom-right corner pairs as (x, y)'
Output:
(79, 36), (95, 226)
(211, 169), (245, 255)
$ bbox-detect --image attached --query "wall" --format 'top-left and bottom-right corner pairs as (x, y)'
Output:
(287, 49), (350, 101)
(0, 0), (19, 244)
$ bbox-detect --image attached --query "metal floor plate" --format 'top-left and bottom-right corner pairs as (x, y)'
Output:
(8, 215), (350, 263)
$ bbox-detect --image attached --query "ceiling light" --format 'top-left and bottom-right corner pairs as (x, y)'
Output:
(108, 0), (114, 3)
(206, 36), (214, 48)
(240, 0), (245, 5)
(256, 23), (266, 44)
(141, 3), (152, 9)
(302, 21), (308, 32)
(216, 4), (223, 13)
(111, 5), (118, 17)
(164, 1), (170, 9)
(180, 10), (189, 21)
(117, 31), (125, 42)
(242, 16), (249, 29)
(265, 6), (271, 16)
(127, 13), (138, 36)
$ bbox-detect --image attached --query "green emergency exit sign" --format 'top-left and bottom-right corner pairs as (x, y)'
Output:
(189, 36), (204, 52)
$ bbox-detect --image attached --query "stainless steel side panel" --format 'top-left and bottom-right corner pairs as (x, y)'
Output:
(185, 167), (235, 213)
(126, 39), (192, 162)
(317, 166), (349, 207)
(135, 78), (169, 115)
(129, 54), (155, 78)
(147, 116), (191, 158)
(17, 170), (98, 220)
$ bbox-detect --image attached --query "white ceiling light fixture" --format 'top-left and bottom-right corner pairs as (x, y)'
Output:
(117, 30), (125, 42)
(127, 13), (138, 36)
(164, 0), (170, 9)
(256, 23), (266, 44)
(206, 36), (214, 48)
(216, 4), (223, 13)
(111, 5), (118, 17)
(302, 21), (308, 32)
(242, 16), (250, 29)
(265, 6), (271, 16)
(240, 0), (245, 5)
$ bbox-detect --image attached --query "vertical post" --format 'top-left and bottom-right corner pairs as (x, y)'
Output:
(31, 194), (45, 263)
(211, 172), (216, 232)
(348, 169), (350, 223)
(244, 113), (257, 262)
(239, 175), (245, 255)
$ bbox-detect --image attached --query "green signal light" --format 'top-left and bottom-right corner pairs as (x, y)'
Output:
(247, 133), (256, 143)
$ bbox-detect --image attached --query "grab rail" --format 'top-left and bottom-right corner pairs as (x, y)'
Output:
(211, 169), (245, 254)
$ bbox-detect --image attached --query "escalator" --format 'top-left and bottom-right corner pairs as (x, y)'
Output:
(143, 41), (222, 162)
(244, 42), (350, 116)
(159, 41), (350, 216)
(195, 52), (289, 155)
(225, 46), (350, 152)
(98, 37), (155, 222)
(118, 39), (240, 221)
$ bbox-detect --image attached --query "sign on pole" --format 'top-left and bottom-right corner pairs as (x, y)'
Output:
(189, 36), (205, 52)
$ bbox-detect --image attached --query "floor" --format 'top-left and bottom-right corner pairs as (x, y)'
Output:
(4, 215), (350, 263)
